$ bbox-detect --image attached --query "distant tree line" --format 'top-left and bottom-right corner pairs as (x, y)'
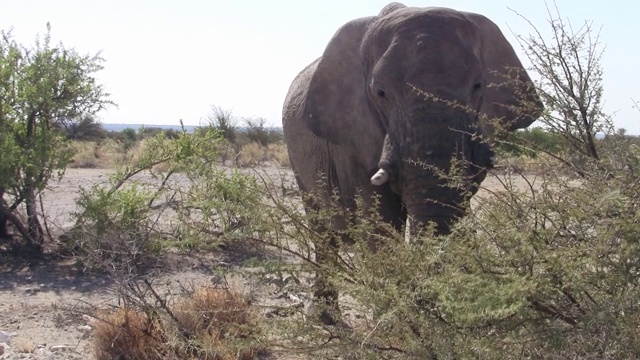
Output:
(60, 109), (284, 149)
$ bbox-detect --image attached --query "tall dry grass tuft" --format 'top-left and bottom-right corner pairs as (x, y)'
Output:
(93, 307), (168, 360)
(172, 287), (264, 359)
(93, 287), (265, 360)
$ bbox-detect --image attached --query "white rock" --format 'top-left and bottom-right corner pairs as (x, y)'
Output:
(77, 325), (93, 333)
(50, 345), (73, 352)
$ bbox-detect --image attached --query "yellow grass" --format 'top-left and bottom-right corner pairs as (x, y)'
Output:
(266, 142), (290, 167)
(68, 139), (126, 168)
(238, 142), (267, 167)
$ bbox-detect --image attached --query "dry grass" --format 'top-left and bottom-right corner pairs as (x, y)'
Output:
(68, 141), (100, 168)
(120, 138), (173, 172)
(238, 142), (268, 167)
(238, 142), (290, 168)
(93, 308), (168, 360)
(68, 138), (291, 170)
(68, 140), (126, 168)
(93, 287), (265, 360)
(122, 139), (146, 166)
(266, 143), (290, 167)
(172, 288), (264, 359)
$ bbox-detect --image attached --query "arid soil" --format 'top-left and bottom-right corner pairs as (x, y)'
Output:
(0, 167), (534, 359)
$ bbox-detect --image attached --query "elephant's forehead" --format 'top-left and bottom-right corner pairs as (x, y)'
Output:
(380, 6), (475, 32)
(374, 10), (481, 55)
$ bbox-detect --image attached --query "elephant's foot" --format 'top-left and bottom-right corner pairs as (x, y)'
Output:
(305, 300), (345, 326)
(308, 285), (343, 325)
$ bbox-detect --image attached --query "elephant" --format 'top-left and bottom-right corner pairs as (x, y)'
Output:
(282, 3), (543, 325)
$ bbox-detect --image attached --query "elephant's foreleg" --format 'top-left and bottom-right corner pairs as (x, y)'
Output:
(300, 196), (344, 325)
(310, 235), (342, 325)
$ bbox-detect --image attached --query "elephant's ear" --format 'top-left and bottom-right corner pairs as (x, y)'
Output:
(470, 14), (543, 132)
(304, 17), (380, 143)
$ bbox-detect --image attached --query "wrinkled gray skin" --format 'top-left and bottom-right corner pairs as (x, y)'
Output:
(282, 3), (543, 324)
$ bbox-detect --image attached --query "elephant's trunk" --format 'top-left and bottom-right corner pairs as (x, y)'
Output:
(400, 162), (467, 236)
(403, 188), (466, 236)
(382, 108), (494, 236)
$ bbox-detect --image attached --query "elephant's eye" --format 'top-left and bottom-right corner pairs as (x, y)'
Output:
(472, 82), (483, 92)
(376, 89), (386, 98)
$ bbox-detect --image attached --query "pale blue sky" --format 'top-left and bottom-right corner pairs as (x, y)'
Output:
(2, 1), (639, 132)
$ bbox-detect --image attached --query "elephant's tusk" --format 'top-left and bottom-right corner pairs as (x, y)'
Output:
(370, 168), (389, 186)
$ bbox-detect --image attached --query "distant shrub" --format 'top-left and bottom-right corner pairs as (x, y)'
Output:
(106, 127), (139, 150)
(206, 105), (238, 144)
(61, 116), (108, 141)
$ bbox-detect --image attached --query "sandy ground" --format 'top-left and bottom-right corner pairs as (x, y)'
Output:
(0, 167), (534, 359)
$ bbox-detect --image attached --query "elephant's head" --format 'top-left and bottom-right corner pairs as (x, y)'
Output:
(303, 4), (543, 234)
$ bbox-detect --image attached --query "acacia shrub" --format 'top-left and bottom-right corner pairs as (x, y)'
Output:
(0, 25), (112, 250)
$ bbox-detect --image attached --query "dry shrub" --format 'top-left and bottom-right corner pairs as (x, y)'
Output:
(93, 307), (168, 360)
(265, 142), (289, 167)
(93, 287), (265, 360)
(238, 142), (267, 167)
(172, 288), (263, 359)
